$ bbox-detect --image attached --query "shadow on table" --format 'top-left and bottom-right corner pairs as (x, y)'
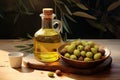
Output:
(63, 65), (112, 80)
(13, 66), (34, 73)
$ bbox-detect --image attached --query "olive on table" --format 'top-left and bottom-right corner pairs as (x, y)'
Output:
(48, 72), (54, 77)
(55, 70), (62, 76)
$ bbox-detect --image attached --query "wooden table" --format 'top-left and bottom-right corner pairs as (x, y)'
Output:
(0, 39), (120, 80)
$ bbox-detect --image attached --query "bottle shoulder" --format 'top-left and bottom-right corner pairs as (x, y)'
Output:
(34, 29), (59, 37)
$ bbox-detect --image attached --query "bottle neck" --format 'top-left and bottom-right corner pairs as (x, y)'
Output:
(40, 14), (55, 29)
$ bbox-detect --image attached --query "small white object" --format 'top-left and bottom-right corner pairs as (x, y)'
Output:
(8, 52), (24, 68)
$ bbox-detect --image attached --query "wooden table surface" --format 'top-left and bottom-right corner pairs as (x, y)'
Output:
(0, 39), (120, 80)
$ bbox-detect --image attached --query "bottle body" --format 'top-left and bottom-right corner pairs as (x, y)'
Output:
(34, 29), (62, 62)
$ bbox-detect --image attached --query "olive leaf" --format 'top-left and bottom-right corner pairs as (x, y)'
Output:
(55, 0), (64, 4)
(107, 0), (120, 11)
(17, 0), (29, 12)
(16, 0), (34, 15)
(15, 43), (33, 53)
(19, 47), (32, 51)
(26, 43), (33, 47)
(61, 16), (72, 33)
(66, 0), (72, 4)
(73, 11), (97, 20)
(54, 0), (71, 15)
(70, 0), (89, 10)
(63, 32), (68, 42)
(14, 13), (20, 24)
(65, 14), (77, 23)
(104, 22), (115, 33)
(86, 19), (107, 32)
(64, 4), (72, 15)
(27, 33), (33, 39)
(0, 14), (4, 19)
(15, 45), (27, 48)
(28, 0), (36, 10)
(76, 3), (89, 10)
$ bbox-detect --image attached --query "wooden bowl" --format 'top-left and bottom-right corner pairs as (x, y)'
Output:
(58, 41), (111, 68)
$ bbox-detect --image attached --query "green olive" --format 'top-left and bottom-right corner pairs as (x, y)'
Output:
(81, 40), (87, 46)
(66, 44), (75, 53)
(91, 48), (97, 54)
(48, 72), (54, 77)
(75, 40), (81, 46)
(73, 49), (81, 57)
(86, 52), (93, 58)
(84, 57), (93, 62)
(60, 40), (104, 62)
(64, 53), (70, 58)
(88, 41), (94, 47)
(70, 55), (77, 60)
(94, 45), (99, 50)
(80, 51), (86, 57)
(94, 53), (102, 60)
(64, 45), (69, 49)
(77, 45), (84, 51)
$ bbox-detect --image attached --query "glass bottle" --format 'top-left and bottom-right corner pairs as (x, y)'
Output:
(34, 8), (62, 62)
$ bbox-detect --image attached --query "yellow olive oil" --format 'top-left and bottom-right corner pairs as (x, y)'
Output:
(34, 29), (62, 62)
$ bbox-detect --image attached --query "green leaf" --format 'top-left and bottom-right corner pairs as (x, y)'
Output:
(65, 14), (77, 23)
(105, 22), (115, 33)
(15, 43), (33, 52)
(101, 15), (115, 33)
(15, 45), (26, 48)
(73, 11), (97, 20)
(76, 3), (89, 10)
(62, 32), (68, 42)
(0, 14), (4, 19)
(69, 0), (89, 10)
(20, 47), (32, 51)
(25, 50), (33, 53)
(61, 18), (69, 33)
(20, 0), (27, 11)
(86, 19), (107, 32)
(70, 0), (78, 3)
(14, 13), (20, 24)
(66, 0), (72, 4)
(27, 33), (33, 39)
(17, 0), (29, 13)
(23, 12), (34, 15)
(55, 0), (64, 4)
(28, 0), (36, 10)
(64, 4), (72, 15)
(61, 16), (72, 33)
(107, 0), (120, 11)
(26, 44), (33, 47)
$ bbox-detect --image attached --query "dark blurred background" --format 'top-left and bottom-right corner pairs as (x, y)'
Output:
(0, 0), (120, 39)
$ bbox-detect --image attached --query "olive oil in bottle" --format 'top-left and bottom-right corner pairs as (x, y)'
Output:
(34, 8), (62, 62)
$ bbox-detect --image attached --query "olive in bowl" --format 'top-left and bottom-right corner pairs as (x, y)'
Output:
(58, 40), (111, 68)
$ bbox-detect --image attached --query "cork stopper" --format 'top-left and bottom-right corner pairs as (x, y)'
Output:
(43, 8), (53, 15)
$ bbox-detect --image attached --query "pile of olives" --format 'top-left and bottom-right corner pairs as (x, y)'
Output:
(60, 40), (105, 62)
